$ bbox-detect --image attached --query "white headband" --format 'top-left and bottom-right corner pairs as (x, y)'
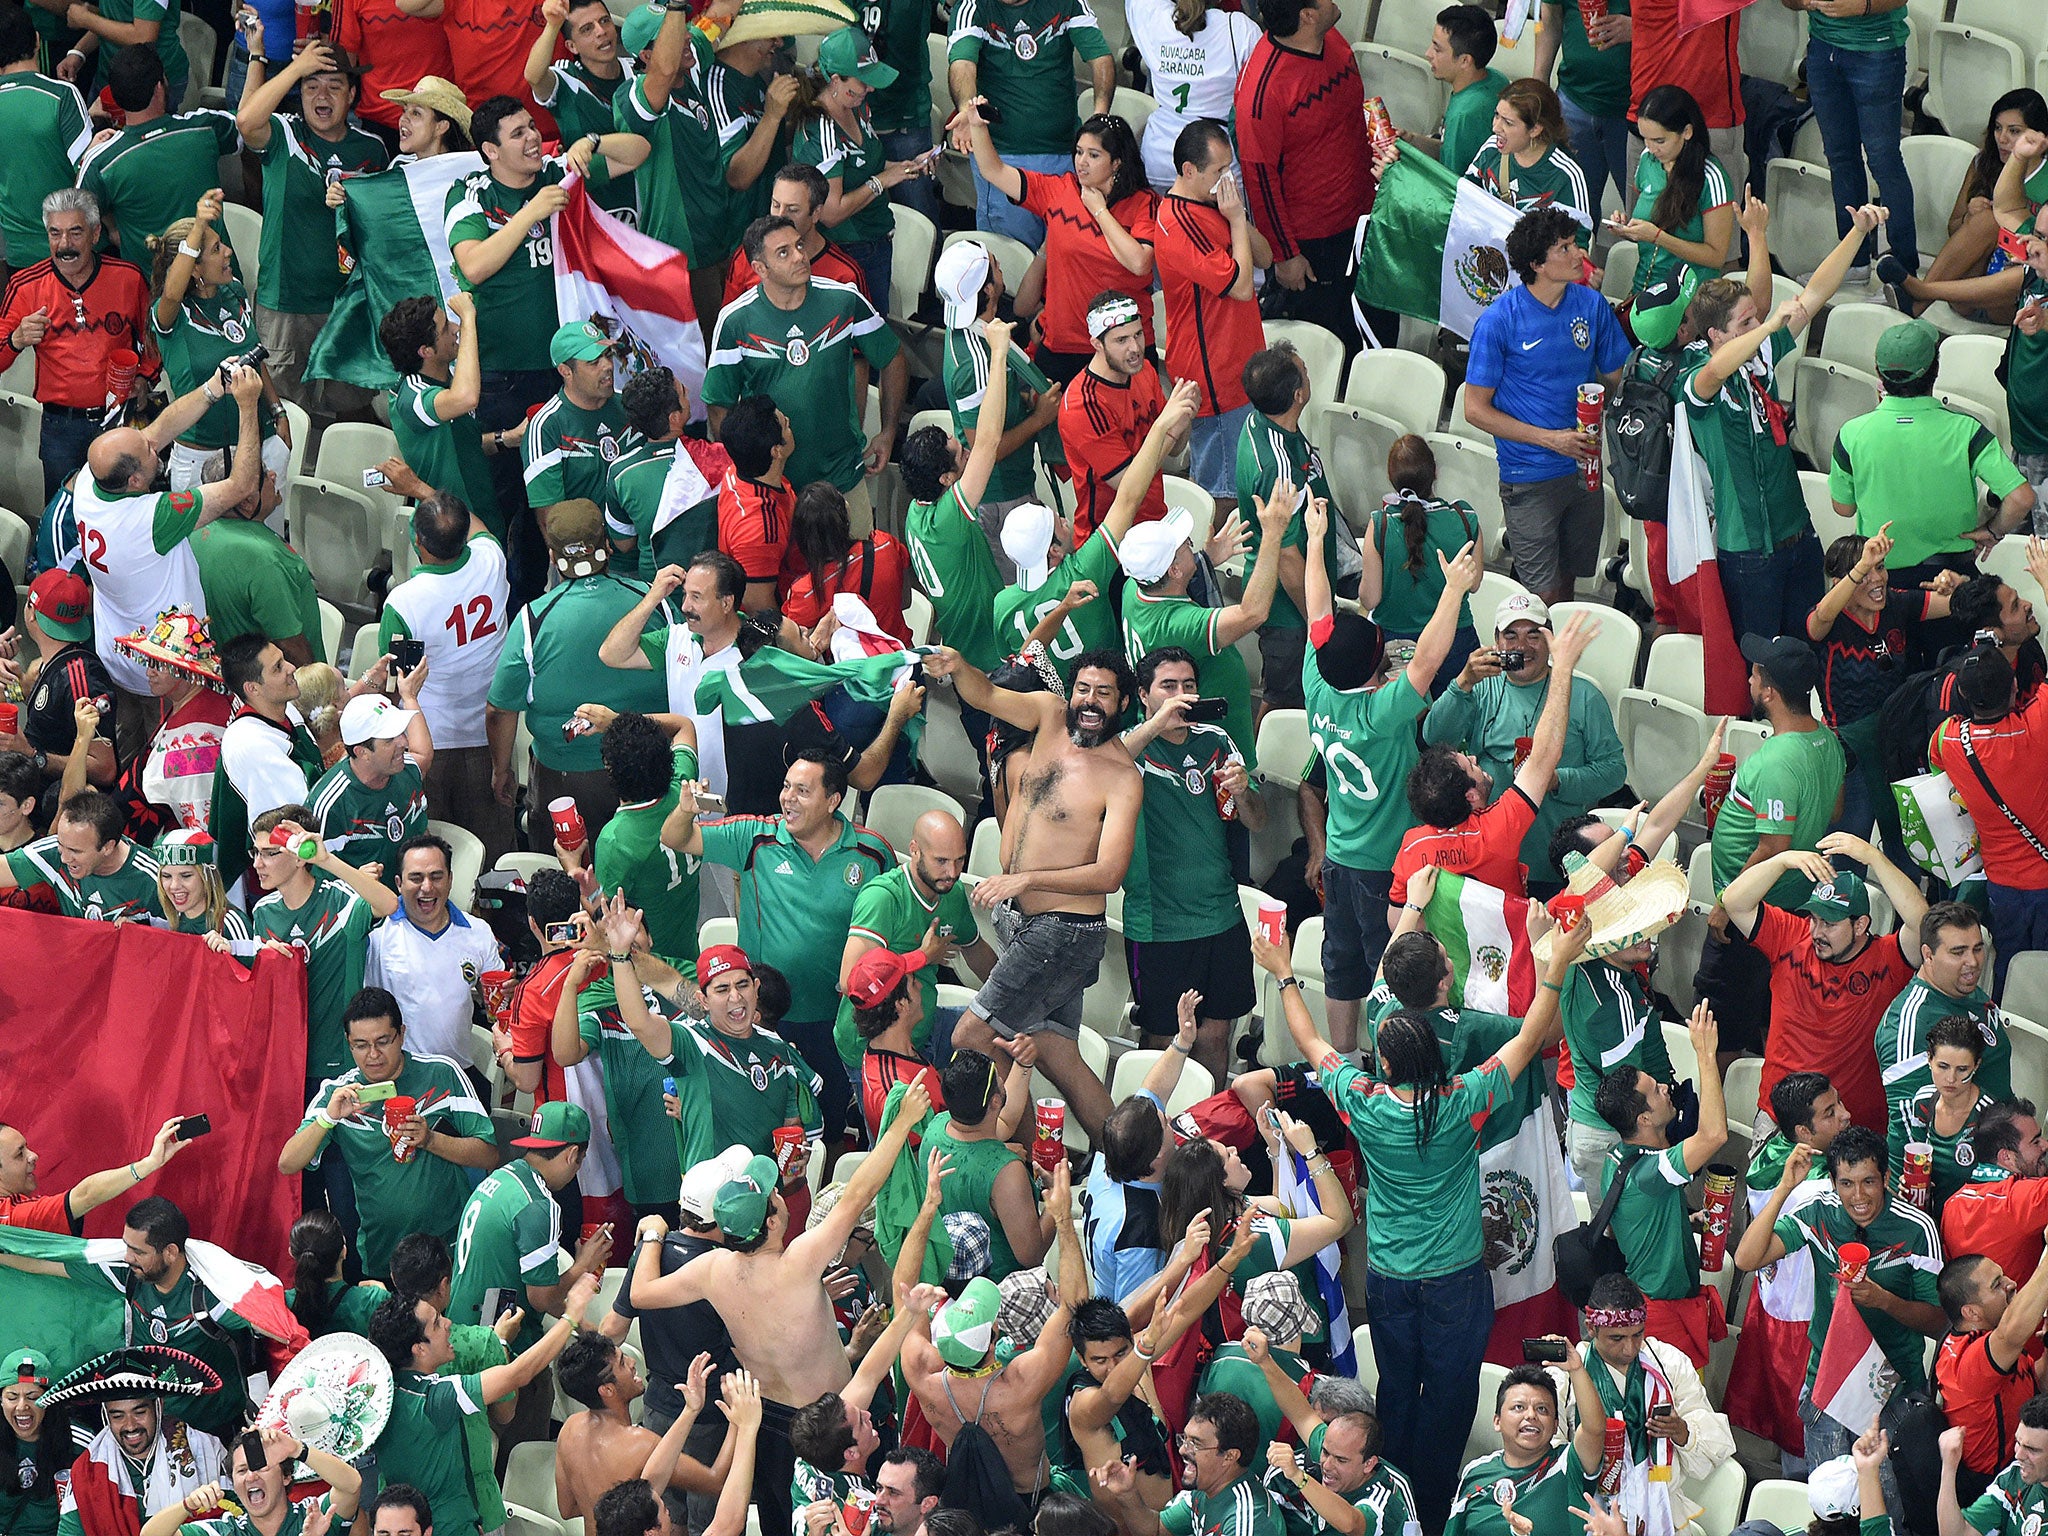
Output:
(1087, 295), (1142, 340)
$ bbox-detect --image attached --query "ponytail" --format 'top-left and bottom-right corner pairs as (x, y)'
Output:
(289, 1209), (347, 1334)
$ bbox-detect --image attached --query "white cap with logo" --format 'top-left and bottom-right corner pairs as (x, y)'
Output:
(339, 694), (417, 748)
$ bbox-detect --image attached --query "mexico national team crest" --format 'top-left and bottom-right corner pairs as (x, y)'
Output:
(1481, 1166), (1540, 1276)
(1454, 245), (1510, 308)
(1013, 28), (1038, 57)
(222, 317), (246, 344)
(750, 1062), (769, 1091)
(843, 865), (862, 888)
(2023, 1514), (2041, 1536)
(148, 1316), (169, 1343)
(786, 337), (811, 367)
(1571, 317), (1591, 350)
(1183, 768), (1204, 794)
(385, 814), (406, 840)
(1492, 1480), (1516, 1508)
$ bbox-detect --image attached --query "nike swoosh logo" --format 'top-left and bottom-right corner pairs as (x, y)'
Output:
(1521, 340), (1542, 350)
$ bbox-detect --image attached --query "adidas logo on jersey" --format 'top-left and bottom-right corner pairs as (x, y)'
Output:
(773, 859), (794, 874)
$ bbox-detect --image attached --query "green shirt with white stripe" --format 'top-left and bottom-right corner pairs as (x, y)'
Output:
(1676, 328), (1802, 554)
(450, 1156), (564, 1351)
(1124, 723), (1243, 943)
(993, 528), (1121, 685)
(1629, 153), (1732, 296)
(486, 573), (671, 772)
(1235, 409), (1337, 630)
(255, 113), (389, 313)
(1120, 582), (1256, 764)
(1876, 975), (2010, 1121)
(594, 743), (702, 961)
(711, 60), (780, 250)
(1160, 1472), (1287, 1536)
(151, 282), (279, 451)
(1266, 1426), (1420, 1536)
(3, 836), (161, 922)
(946, 0), (1109, 157)
(1708, 724), (1847, 907)
(615, 55), (702, 260)
(308, 753), (428, 888)
(1772, 1187), (1944, 1392)
(447, 158), (610, 372)
(250, 876), (375, 1079)
(1560, 958), (1673, 1129)
(578, 975), (691, 1205)
(1599, 1142), (1698, 1300)
(701, 278), (902, 493)
(379, 1368), (491, 1536)
(2007, 265), (2048, 457)
(523, 389), (630, 510)
(299, 1052), (494, 1276)
(907, 483), (1004, 672)
(944, 320), (1056, 505)
(78, 110), (240, 265)
(547, 60), (639, 221)
(668, 1015), (823, 1168)
(391, 373), (505, 538)
(1963, 1460), (2048, 1535)
(832, 861), (975, 1065)
(181, 1494), (333, 1536)
(0, 74), (89, 273)
(1302, 651), (1424, 874)
(603, 439), (719, 580)
(1446, 1443), (1593, 1536)
(1460, 137), (1590, 228)
(793, 109), (891, 245)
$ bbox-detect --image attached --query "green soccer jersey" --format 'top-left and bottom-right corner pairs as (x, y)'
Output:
(1676, 328), (1802, 553)
(864, 0), (932, 133)
(1599, 1142), (1698, 1300)
(944, 320), (1056, 505)
(1890, 1085), (1992, 1215)
(0, 74), (89, 273)
(946, 0), (1109, 157)
(1877, 976), (2011, 1118)
(793, 109), (891, 245)
(524, 389), (629, 511)
(1368, 499), (1478, 637)
(60, 1263), (253, 1439)
(1266, 1427), (1419, 1536)
(1121, 582), (1256, 764)
(1708, 725), (1847, 906)
(1303, 652), (1426, 873)
(2009, 267), (2048, 458)
(308, 754), (428, 887)
(578, 976), (690, 1204)
(255, 114), (388, 313)
(250, 875), (375, 1079)
(1323, 1053), (1509, 1280)
(380, 1369), (491, 1536)
(92, 0), (185, 92)
(1555, 0), (1630, 120)
(451, 1157), (564, 1351)
(1160, 1473), (1287, 1536)
(907, 485), (1004, 672)
(1202, 1342), (1308, 1448)
(1630, 153), (1733, 296)
(1445, 1443), (1593, 1536)
(669, 1015), (824, 1169)
(1235, 410), (1338, 630)
(447, 158), (608, 372)
(1772, 1187), (1943, 1392)
(392, 373), (506, 538)
(152, 283), (278, 451)
(1461, 138), (1591, 229)
(930, 1113), (1028, 1277)
(1830, 393), (2029, 570)
(711, 62), (780, 249)
(595, 743), (702, 961)
(193, 518), (325, 663)
(833, 862), (976, 1065)
(616, 46), (714, 261)
(301, 1052), (493, 1277)
(283, 1278), (385, 1340)
(700, 278), (902, 493)
(4, 836), (161, 922)
(994, 529), (1121, 684)
(547, 60), (638, 220)
(1806, 2), (1906, 48)
(180, 1493), (333, 1536)
(698, 811), (896, 1022)
(1124, 723), (1243, 943)
(1440, 69), (1508, 182)
(1560, 957), (1673, 1127)
(604, 439), (719, 580)
(1963, 1460), (2048, 1535)
(77, 110), (238, 265)
(487, 574), (671, 772)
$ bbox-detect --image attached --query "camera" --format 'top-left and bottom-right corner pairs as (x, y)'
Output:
(1496, 649), (1528, 671)
(216, 342), (270, 386)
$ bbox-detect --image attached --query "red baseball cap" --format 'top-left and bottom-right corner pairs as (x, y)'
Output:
(696, 944), (754, 989)
(28, 569), (92, 642)
(846, 947), (929, 1009)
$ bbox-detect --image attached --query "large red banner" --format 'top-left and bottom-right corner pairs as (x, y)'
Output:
(0, 908), (309, 1273)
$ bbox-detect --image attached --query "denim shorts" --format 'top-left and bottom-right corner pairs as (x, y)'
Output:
(1501, 472), (1603, 592)
(972, 901), (1107, 1039)
(1188, 402), (1255, 498)
(1320, 861), (1394, 1000)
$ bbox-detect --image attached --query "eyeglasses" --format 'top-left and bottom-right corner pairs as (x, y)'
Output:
(1176, 1436), (1216, 1455)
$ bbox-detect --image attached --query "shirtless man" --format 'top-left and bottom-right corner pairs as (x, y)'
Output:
(627, 1080), (930, 1536)
(897, 1180), (1085, 1494)
(555, 1343), (735, 1526)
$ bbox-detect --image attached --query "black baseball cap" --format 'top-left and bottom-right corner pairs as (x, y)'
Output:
(1740, 633), (1821, 700)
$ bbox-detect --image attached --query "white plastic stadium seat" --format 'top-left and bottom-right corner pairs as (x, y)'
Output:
(1314, 405), (1404, 519)
(1799, 469), (1841, 551)
(1937, 334), (2010, 438)
(1367, 0), (1439, 56)
(863, 784), (967, 859)
(889, 203), (938, 324)
(1737, 0), (1805, 88)
(1355, 46), (1445, 138)
(1761, 159), (1841, 283)
(1254, 709), (1311, 788)
(1075, 87), (1158, 148)
(427, 820), (484, 912)
(1900, 136), (1982, 275)
(219, 202), (263, 307)
(1343, 349), (1446, 440)
(1745, 1481), (1818, 1533)
(1928, 25), (2026, 149)
(1617, 688), (1709, 812)
(317, 600), (344, 671)
(1547, 600), (1640, 717)
(1423, 436), (1505, 574)
(1264, 319), (1347, 441)
(1953, 0), (2048, 60)
(1791, 357), (1882, 471)
(1817, 302), (1899, 375)
(940, 229), (1034, 295)
(289, 478), (381, 610)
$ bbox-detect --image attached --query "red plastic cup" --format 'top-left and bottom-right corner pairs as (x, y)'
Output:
(1513, 735), (1534, 769)
(0, 703), (19, 736)
(478, 969), (516, 1023)
(1901, 1143), (1934, 1209)
(770, 1123), (807, 1182)
(1033, 1099), (1064, 1172)
(385, 1095), (418, 1162)
(1581, 0), (1607, 22)
(1256, 896), (1288, 948)
(269, 825), (321, 860)
(1576, 383), (1605, 493)
(1699, 1164), (1737, 1272)
(1837, 1241), (1870, 1286)
(103, 348), (139, 409)
(550, 796), (587, 853)
(1597, 1417), (1627, 1495)
(579, 1221), (606, 1247)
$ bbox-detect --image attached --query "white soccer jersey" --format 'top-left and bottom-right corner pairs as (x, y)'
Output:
(657, 627), (742, 798)
(1127, 0), (1262, 189)
(72, 476), (209, 695)
(383, 532), (511, 749)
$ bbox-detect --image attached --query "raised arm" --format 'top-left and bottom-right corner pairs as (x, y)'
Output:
(1995, 130), (2045, 233)
(786, 1078), (933, 1271)
(701, 1372), (764, 1536)
(278, 815), (399, 919)
(1407, 540), (1485, 695)
(1820, 830), (1927, 939)
(1721, 848), (1832, 941)
(66, 1116), (189, 1220)
(1497, 922), (1584, 1084)
(1514, 611), (1596, 804)
(1677, 1003), (1728, 1174)
(1215, 476), (1296, 647)
(477, 1272), (601, 1401)
(1098, 379), (1200, 548)
(950, 96), (1022, 204)
(1809, 525), (1893, 640)
(954, 318), (1016, 511)
(1734, 1143), (1813, 1271)
(550, 947), (606, 1068)
(1268, 1112), (1355, 1261)
(921, 646), (1065, 733)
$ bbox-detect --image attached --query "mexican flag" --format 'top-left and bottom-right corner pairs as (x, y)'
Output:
(693, 645), (929, 729)
(1353, 142), (1522, 341)
(1812, 1276), (1891, 1435)
(1423, 871), (1537, 1015)
(305, 151), (486, 392)
(1668, 403), (1750, 716)
(553, 175), (706, 413)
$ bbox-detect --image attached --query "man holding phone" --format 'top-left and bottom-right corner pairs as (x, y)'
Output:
(1116, 647), (1263, 1083)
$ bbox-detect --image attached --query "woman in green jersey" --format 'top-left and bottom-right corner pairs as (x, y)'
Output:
(1614, 85), (1733, 302)
(1363, 434), (1482, 695)
(157, 828), (252, 954)
(1462, 79), (1591, 235)
(0, 1351), (70, 1536)
(1889, 1015), (1994, 1218)
(284, 1209), (386, 1340)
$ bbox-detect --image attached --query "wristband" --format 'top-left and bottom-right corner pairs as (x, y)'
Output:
(65, 47), (84, 58)
(1166, 1038), (1189, 1053)
(178, 241), (203, 259)
(867, 176), (884, 198)
(129, 1163), (142, 1181)
(314, 1111), (336, 1129)
(609, 951), (633, 963)
(1133, 1341), (1155, 1361)
(1541, 979), (1563, 994)
(1403, 901), (1424, 912)
(1620, 825), (1635, 844)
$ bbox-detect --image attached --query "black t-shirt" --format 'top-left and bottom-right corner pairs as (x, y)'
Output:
(1813, 589), (1932, 730)
(25, 642), (116, 755)
(613, 1229), (740, 1423)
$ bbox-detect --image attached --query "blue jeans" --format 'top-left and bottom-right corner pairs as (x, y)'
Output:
(1365, 1258), (1494, 1533)
(879, 124), (941, 225)
(1988, 883), (2048, 997)
(1559, 91), (1632, 223)
(840, 236), (892, 318)
(1806, 40), (1916, 271)
(1320, 862), (1394, 1002)
(1719, 532), (1823, 650)
(1188, 402), (1254, 499)
(1801, 1393), (1905, 1531)
(39, 407), (98, 506)
(973, 151), (1069, 246)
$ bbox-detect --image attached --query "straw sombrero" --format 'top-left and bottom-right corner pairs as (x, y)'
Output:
(721, 0), (856, 46)
(115, 607), (222, 691)
(1532, 850), (1689, 966)
(40, 1347), (220, 1411)
(255, 1333), (392, 1462)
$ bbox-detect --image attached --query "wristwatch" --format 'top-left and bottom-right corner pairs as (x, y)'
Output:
(1276, 976), (1302, 993)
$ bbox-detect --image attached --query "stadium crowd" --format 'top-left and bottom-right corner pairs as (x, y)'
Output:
(4, 0), (2048, 1532)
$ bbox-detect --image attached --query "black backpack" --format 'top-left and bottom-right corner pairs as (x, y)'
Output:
(1553, 1146), (1634, 1309)
(938, 1371), (1035, 1532)
(1875, 662), (1961, 783)
(1606, 346), (1685, 523)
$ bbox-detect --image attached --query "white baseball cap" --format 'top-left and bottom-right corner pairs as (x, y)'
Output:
(1117, 510), (1193, 585)
(679, 1144), (756, 1222)
(1001, 502), (1057, 592)
(1493, 592), (1551, 634)
(339, 694), (416, 747)
(934, 241), (991, 329)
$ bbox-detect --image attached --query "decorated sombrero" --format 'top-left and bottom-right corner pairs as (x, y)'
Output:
(115, 608), (223, 691)
(1532, 850), (1690, 966)
(255, 1333), (392, 1462)
(40, 1346), (221, 1411)
(721, 0), (857, 47)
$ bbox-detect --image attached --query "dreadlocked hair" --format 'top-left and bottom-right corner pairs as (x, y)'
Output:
(1376, 1008), (1451, 1152)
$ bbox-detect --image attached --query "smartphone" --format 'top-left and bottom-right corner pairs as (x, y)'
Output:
(175, 1114), (211, 1142)
(1997, 225), (2034, 263)
(978, 98), (1005, 126)
(238, 1431), (266, 1472)
(1181, 695), (1229, 724)
(362, 467), (390, 490)
(1521, 1338), (1570, 1364)
(482, 1287), (520, 1326)
(356, 1080), (398, 1104)
(544, 920), (581, 945)
(389, 636), (426, 675)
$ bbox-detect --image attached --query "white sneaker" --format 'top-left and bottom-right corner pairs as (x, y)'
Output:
(1844, 264), (1871, 284)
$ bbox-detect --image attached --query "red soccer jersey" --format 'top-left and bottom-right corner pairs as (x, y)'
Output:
(717, 469), (802, 589)
(440, 0), (554, 136)
(724, 240), (869, 308)
(0, 257), (159, 410)
(511, 946), (596, 1105)
(1936, 1328), (2044, 1476)
(1932, 692), (2048, 891)
(1060, 365), (1168, 543)
(1389, 787), (1537, 904)
(0, 1191), (73, 1232)
(860, 1049), (944, 1144)
(1233, 32), (1372, 261)
(332, 0), (453, 129)
(1015, 170), (1159, 357)
(1153, 194), (1262, 418)
(1629, 1), (1742, 127)
(780, 532), (911, 643)
(1749, 905), (1912, 1132)
(1943, 1170), (2048, 1292)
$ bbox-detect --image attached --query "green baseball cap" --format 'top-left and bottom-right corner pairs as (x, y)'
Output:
(2, 1348), (51, 1387)
(1874, 317), (1939, 378)
(712, 1154), (781, 1242)
(550, 319), (619, 367)
(620, 4), (665, 59)
(1801, 869), (1870, 923)
(1629, 265), (1700, 352)
(931, 1276), (1002, 1369)
(817, 26), (896, 87)
(511, 1100), (591, 1150)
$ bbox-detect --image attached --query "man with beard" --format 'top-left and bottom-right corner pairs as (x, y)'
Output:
(916, 645), (1146, 1141)
(40, 1347), (229, 1536)
(1943, 1102), (2048, 1287)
